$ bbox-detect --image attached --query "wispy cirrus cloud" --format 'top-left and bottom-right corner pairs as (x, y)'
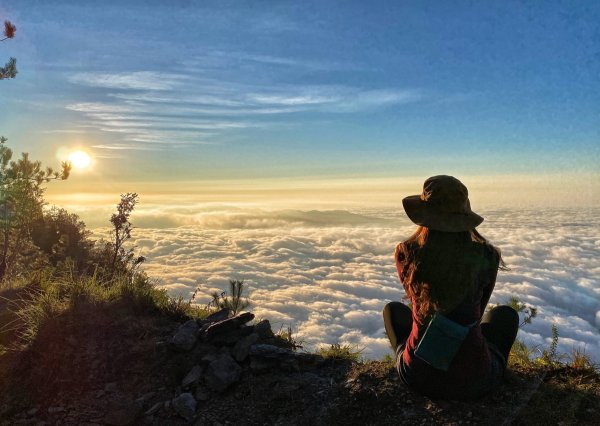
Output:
(69, 71), (186, 91)
(247, 87), (421, 111)
(66, 58), (424, 151)
(90, 143), (162, 151)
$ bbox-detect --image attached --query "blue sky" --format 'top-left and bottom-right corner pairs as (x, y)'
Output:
(1, 0), (599, 184)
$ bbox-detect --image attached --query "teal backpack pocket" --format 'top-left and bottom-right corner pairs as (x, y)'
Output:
(414, 312), (474, 371)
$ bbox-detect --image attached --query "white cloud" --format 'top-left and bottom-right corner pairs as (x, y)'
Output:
(70, 71), (184, 90)
(91, 144), (159, 151)
(89, 207), (600, 363)
(65, 68), (423, 151)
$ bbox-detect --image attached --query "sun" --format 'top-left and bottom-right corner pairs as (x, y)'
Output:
(68, 150), (92, 169)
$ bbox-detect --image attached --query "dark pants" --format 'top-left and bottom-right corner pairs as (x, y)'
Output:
(480, 305), (520, 364)
(382, 301), (413, 352)
(382, 302), (519, 364)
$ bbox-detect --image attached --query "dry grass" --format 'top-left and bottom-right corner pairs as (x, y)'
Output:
(317, 342), (364, 362)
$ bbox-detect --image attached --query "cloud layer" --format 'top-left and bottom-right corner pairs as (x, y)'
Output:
(94, 207), (600, 362)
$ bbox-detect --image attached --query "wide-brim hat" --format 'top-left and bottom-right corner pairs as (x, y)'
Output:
(402, 175), (483, 232)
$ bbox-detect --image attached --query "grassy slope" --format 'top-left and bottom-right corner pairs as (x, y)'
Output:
(0, 276), (598, 425)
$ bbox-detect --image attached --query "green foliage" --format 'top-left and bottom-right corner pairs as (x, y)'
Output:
(507, 296), (537, 326)
(0, 266), (213, 351)
(31, 207), (93, 271)
(208, 279), (250, 316)
(0, 137), (71, 282)
(317, 343), (364, 362)
(0, 57), (16, 80)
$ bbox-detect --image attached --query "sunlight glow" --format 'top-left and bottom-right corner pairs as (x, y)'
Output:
(68, 150), (91, 169)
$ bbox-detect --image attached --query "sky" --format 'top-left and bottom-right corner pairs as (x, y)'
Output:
(0, 0), (598, 204)
(1, 2), (599, 361)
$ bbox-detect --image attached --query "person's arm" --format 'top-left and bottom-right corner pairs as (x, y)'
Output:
(395, 242), (409, 292)
(479, 246), (500, 316)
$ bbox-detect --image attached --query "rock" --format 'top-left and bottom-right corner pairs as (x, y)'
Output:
(135, 391), (156, 406)
(249, 343), (294, 358)
(249, 344), (294, 372)
(172, 393), (197, 421)
(208, 326), (254, 345)
(172, 319), (199, 351)
(205, 312), (255, 339)
(27, 408), (39, 417)
(231, 332), (259, 362)
(182, 365), (204, 388)
(249, 343), (323, 363)
(248, 343), (320, 372)
(253, 319), (274, 339)
(203, 308), (230, 323)
(204, 353), (243, 392)
(47, 406), (65, 414)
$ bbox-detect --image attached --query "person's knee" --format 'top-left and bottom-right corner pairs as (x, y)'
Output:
(382, 301), (404, 316)
(484, 305), (519, 331)
(496, 305), (519, 325)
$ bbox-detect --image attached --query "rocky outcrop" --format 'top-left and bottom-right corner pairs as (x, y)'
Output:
(137, 310), (333, 423)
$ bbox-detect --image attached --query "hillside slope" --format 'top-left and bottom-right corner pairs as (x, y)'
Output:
(0, 288), (598, 426)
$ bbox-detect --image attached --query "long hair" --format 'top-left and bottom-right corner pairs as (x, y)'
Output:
(397, 226), (506, 318)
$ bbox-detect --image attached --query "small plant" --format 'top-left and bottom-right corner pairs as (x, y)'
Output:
(13, 285), (65, 347)
(507, 296), (543, 366)
(538, 324), (563, 367)
(568, 346), (596, 372)
(505, 297), (595, 373)
(381, 353), (395, 368)
(109, 193), (139, 278)
(507, 296), (537, 326)
(275, 324), (304, 351)
(317, 343), (364, 362)
(509, 338), (537, 366)
(207, 279), (250, 316)
(156, 285), (210, 321)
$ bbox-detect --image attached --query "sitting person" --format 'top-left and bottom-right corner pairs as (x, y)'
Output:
(383, 175), (519, 399)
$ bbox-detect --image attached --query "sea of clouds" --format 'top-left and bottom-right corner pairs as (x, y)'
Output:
(94, 206), (600, 363)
